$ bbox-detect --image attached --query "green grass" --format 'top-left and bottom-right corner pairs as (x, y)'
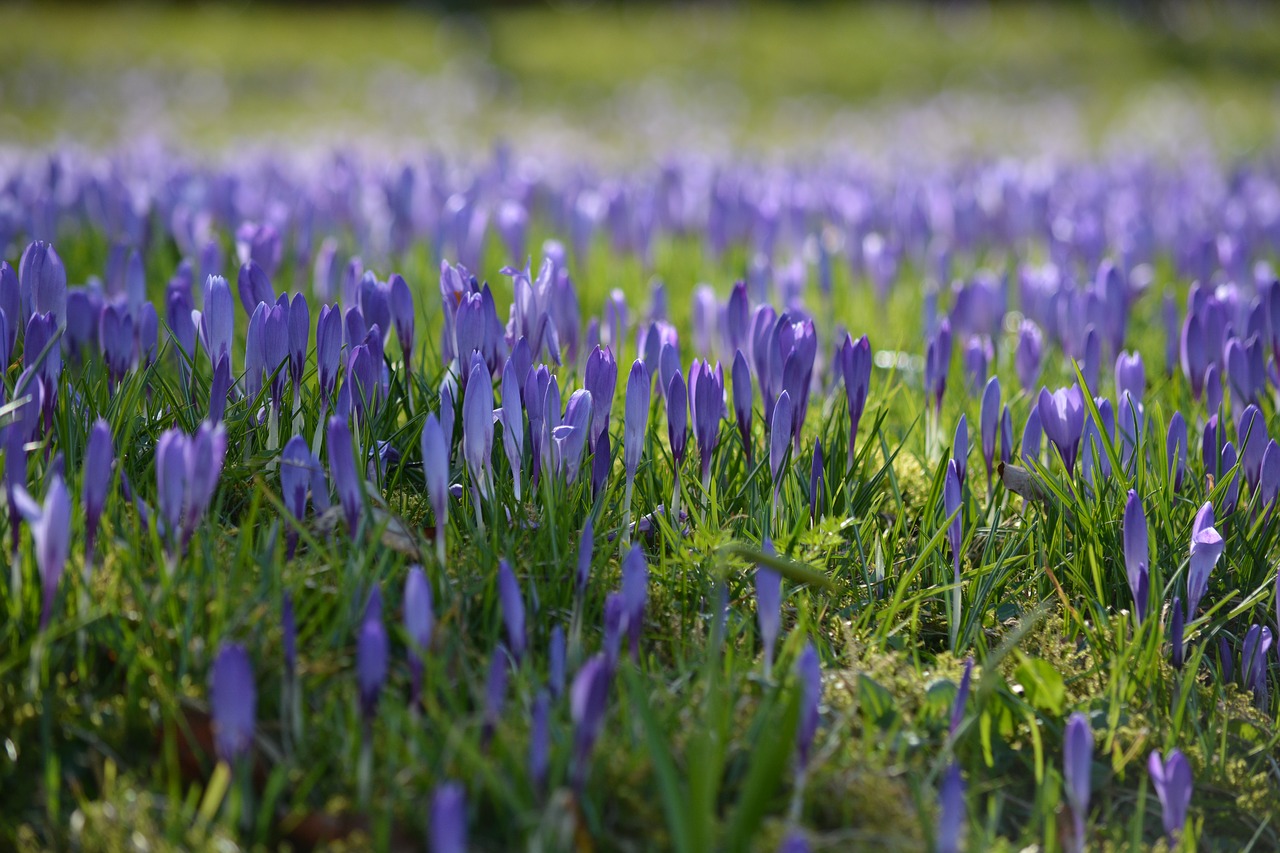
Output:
(3, 2), (1280, 148)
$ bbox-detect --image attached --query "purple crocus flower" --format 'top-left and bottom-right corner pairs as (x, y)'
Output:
(326, 416), (363, 536)
(570, 653), (611, 789)
(20, 241), (67, 326)
(388, 274), (415, 362)
(1079, 326), (1101, 392)
(980, 378), (1000, 491)
(497, 560), (526, 663)
(1181, 311), (1208, 399)
(658, 343), (681, 405)
(280, 435), (325, 559)
(838, 333), (872, 469)
(236, 260), (273, 319)
(731, 349), (754, 463)
(809, 439), (824, 522)
(576, 515), (595, 595)
(770, 390), (793, 514)
(937, 762), (965, 853)
(924, 320), (951, 414)
(591, 431), (612, 498)
(430, 782), (468, 853)
(1262, 440), (1280, 510)
(209, 642), (256, 767)
(421, 412), (450, 564)
(463, 358), (495, 519)
(796, 642), (821, 773)
(1238, 404), (1267, 490)
(690, 358), (726, 484)
(13, 474), (71, 630)
(316, 304), (342, 407)
(1242, 624), (1273, 707)
(98, 303), (133, 390)
(963, 335), (990, 396)
(1148, 749), (1192, 841)
(1063, 712), (1092, 853)
(584, 345), (617, 450)
(404, 565), (434, 706)
(756, 538), (781, 678)
(952, 415), (968, 488)
(0, 261), (18, 358)
(155, 422), (228, 554)
(499, 358), (525, 500)
(1205, 362), (1222, 416)
(621, 544), (648, 661)
(1115, 351), (1144, 405)
(1015, 320), (1044, 391)
(198, 275), (235, 370)
(483, 647), (509, 744)
(356, 586), (388, 721)
(82, 418), (114, 561)
(1037, 386), (1085, 475)
(1222, 442), (1241, 515)
(1001, 405), (1012, 465)
(1124, 490), (1149, 622)
(1167, 412), (1187, 491)
(667, 372), (689, 471)
(622, 360), (650, 541)
(777, 832), (810, 853)
(944, 459), (963, 648)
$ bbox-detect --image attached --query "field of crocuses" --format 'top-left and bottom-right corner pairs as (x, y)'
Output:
(5, 6), (1280, 853)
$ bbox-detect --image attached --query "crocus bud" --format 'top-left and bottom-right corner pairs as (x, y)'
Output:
(952, 415), (968, 488)
(621, 545), (648, 661)
(430, 782), (468, 853)
(327, 416), (363, 536)
(404, 565), (433, 704)
(549, 625), (566, 698)
(280, 435), (323, 558)
(980, 378), (1000, 489)
(389, 274), (415, 361)
(1037, 386), (1085, 475)
(731, 349), (754, 463)
(463, 358), (495, 507)
(529, 688), (551, 792)
(356, 586), (388, 722)
(1000, 405), (1012, 465)
(421, 413), (450, 560)
(1170, 597), (1185, 671)
(756, 538), (781, 678)
(316, 304), (342, 407)
(1148, 749), (1192, 841)
(288, 293), (310, 391)
(584, 345), (617, 450)
(209, 642), (256, 765)
(624, 360), (650, 483)
(570, 653), (611, 789)
(937, 762), (965, 853)
(237, 260), (273, 319)
(1167, 411), (1187, 491)
(499, 358), (525, 500)
(1063, 712), (1092, 853)
(12, 474), (71, 630)
(809, 439), (824, 522)
(200, 275), (235, 369)
(770, 390), (793, 511)
(1123, 490), (1149, 622)
(497, 560), (526, 663)
(795, 642), (821, 773)
(82, 418), (114, 558)
(667, 372), (688, 470)
(1015, 320), (1043, 392)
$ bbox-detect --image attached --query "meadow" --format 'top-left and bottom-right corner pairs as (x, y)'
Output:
(3, 3), (1280, 852)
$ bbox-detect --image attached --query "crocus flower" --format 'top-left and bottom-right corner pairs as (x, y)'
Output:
(924, 320), (951, 414)
(279, 435), (326, 558)
(198, 274), (235, 370)
(592, 431), (612, 498)
(1238, 404), (1267, 490)
(838, 333), (872, 469)
(1166, 412), (1187, 491)
(952, 415), (968, 488)
(944, 459), (963, 648)
(356, 586), (388, 722)
(570, 653), (611, 789)
(326, 417), (363, 536)
(963, 335), (990, 396)
(1221, 442), (1241, 515)
(1242, 624), (1272, 707)
(1063, 712), (1092, 853)
(430, 782), (468, 853)
(20, 241), (67, 327)
(1001, 405), (1012, 465)
(1037, 386), (1085, 475)
(979, 378), (1000, 491)
(732, 349), (754, 463)
(622, 360), (650, 542)
(497, 560), (526, 663)
(389, 274), (415, 362)
(1124, 490), (1149, 622)
(483, 647), (509, 743)
(1015, 320), (1043, 391)
(499, 358), (525, 501)
(1115, 350), (1144, 404)
(937, 762), (965, 853)
(770, 390), (793, 516)
(463, 358), (495, 522)
(316, 304), (342, 407)
(155, 422), (228, 554)
(209, 642), (256, 765)
(621, 544), (648, 661)
(1181, 310), (1208, 399)
(82, 418), (114, 561)
(13, 474), (71, 630)
(777, 832), (810, 853)
(236, 260), (273, 318)
(1148, 749), (1192, 841)
(667, 372), (688, 470)
(584, 345), (617, 450)
(691, 358), (726, 483)
(421, 412), (450, 564)
(809, 439), (824, 522)
(1022, 407), (1044, 467)
(1205, 362), (1222, 415)
(757, 538), (781, 678)
(796, 642), (821, 773)
(404, 565), (433, 705)
(1079, 326), (1100, 391)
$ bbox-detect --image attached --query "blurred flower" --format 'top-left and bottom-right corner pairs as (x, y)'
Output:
(1124, 490), (1149, 622)
(209, 642), (256, 765)
(1148, 749), (1192, 841)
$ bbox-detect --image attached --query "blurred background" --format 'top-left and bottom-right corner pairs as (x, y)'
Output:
(2, 2), (1278, 159)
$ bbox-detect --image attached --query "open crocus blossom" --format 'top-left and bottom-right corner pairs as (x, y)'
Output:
(1123, 490), (1150, 622)
(1186, 501), (1223, 618)
(1037, 385), (1085, 475)
(1148, 749), (1192, 841)
(209, 642), (256, 765)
